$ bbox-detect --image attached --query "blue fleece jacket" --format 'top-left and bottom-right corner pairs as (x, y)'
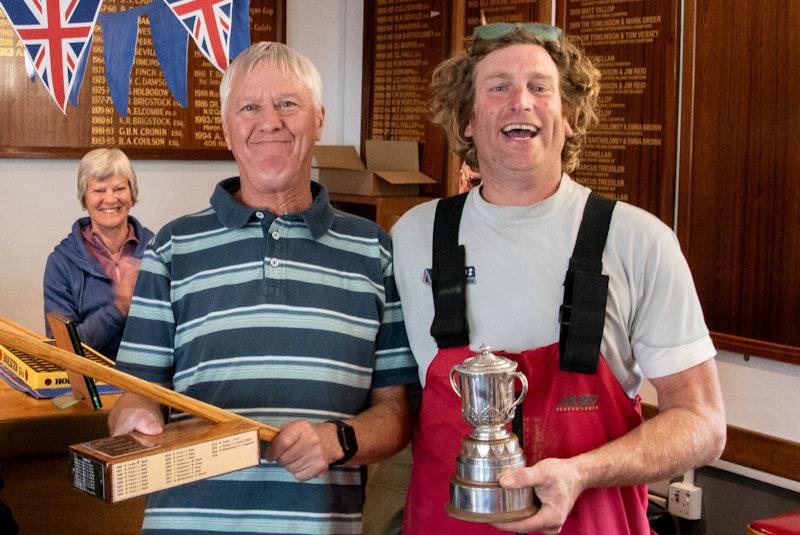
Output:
(43, 216), (154, 360)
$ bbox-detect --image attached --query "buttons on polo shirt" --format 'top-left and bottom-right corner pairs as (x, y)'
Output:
(269, 258), (279, 267)
(255, 212), (265, 219)
(271, 230), (280, 240)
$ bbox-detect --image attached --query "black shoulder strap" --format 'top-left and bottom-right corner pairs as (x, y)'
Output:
(429, 193), (470, 348)
(559, 193), (616, 374)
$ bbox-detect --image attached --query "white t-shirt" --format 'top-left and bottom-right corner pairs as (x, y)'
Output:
(391, 174), (715, 397)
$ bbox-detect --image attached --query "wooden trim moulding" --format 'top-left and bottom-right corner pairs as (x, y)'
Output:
(711, 332), (800, 367)
(642, 404), (800, 483)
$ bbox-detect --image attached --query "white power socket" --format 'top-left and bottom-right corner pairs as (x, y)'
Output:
(668, 481), (702, 520)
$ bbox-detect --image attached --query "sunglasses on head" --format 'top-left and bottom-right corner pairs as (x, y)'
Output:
(472, 22), (563, 42)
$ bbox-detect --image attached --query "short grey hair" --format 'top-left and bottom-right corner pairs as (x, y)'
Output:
(77, 148), (138, 208)
(219, 41), (323, 118)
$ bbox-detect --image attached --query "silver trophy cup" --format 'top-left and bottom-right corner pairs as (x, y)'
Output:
(446, 343), (539, 523)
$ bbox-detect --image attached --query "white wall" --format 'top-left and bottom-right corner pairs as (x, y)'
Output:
(0, 159), (236, 332)
(0, 0), (359, 334)
(640, 352), (800, 492)
(287, 0), (363, 148)
(0, 0), (798, 492)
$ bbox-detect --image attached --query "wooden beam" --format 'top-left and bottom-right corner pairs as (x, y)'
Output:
(711, 332), (800, 367)
(0, 319), (278, 442)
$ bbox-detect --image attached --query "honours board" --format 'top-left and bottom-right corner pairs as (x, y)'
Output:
(676, 0), (800, 362)
(0, 0), (285, 159)
(361, 0), (452, 195)
(558, 0), (679, 223)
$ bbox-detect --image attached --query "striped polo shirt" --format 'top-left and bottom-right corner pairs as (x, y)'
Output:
(115, 177), (418, 535)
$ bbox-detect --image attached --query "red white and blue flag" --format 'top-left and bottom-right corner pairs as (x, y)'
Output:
(0, 0), (102, 113)
(163, 0), (232, 72)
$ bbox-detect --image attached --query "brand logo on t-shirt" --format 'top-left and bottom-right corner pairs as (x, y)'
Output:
(555, 393), (599, 412)
(422, 266), (476, 286)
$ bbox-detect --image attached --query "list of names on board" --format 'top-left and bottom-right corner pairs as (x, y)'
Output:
(364, 0), (450, 187)
(464, 0), (544, 31)
(561, 0), (678, 221)
(0, 0), (283, 158)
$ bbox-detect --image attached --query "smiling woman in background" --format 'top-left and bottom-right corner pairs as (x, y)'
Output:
(43, 148), (154, 360)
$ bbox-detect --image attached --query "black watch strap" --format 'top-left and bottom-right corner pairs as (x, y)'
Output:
(328, 420), (357, 466)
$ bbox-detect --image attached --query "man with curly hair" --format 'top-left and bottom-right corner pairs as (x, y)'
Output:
(391, 23), (726, 534)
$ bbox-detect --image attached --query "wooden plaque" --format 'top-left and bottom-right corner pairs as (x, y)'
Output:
(361, 0), (452, 196)
(557, 0), (680, 224)
(70, 418), (259, 502)
(0, 0), (285, 159)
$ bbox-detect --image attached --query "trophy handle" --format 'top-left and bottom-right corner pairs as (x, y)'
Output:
(510, 372), (528, 408)
(449, 367), (462, 398)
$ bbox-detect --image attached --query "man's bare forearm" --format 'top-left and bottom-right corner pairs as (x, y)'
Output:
(573, 359), (726, 490)
(574, 405), (725, 490)
(327, 384), (412, 466)
(494, 360), (726, 534)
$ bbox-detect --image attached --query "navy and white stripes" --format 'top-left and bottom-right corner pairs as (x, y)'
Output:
(116, 178), (417, 534)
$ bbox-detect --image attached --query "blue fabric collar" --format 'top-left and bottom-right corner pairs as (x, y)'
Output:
(210, 177), (334, 240)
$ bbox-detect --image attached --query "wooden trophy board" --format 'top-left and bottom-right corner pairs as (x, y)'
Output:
(70, 418), (260, 502)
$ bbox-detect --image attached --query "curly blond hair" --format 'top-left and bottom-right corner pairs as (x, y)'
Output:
(429, 27), (600, 173)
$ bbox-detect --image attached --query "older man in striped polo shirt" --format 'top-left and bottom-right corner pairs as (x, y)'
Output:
(108, 42), (418, 535)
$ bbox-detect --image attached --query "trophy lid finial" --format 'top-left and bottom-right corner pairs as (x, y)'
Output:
(475, 341), (493, 364)
(456, 341), (517, 374)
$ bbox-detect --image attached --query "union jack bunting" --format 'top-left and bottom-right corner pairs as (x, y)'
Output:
(0, 0), (102, 112)
(163, 0), (233, 73)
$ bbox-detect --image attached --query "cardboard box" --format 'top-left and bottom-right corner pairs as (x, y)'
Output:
(0, 338), (120, 394)
(70, 418), (260, 502)
(313, 139), (437, 196)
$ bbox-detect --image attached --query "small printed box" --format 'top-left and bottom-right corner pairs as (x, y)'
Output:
(0, 339), (117, 392)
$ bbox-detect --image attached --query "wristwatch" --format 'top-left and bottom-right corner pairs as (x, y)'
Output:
(328, 419), (358, 465)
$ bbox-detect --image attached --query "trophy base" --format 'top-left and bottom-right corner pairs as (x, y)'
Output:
(446, 476), (540, 523)
(445, 502), (540, 524)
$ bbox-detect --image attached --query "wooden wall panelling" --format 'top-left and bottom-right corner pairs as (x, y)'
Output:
(329, 193), (436, 232)
(463, 1), (551, 34)
(713, 333), (800, 367)
(677, 0), (800, 360)
(444, 0), (466, 198)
